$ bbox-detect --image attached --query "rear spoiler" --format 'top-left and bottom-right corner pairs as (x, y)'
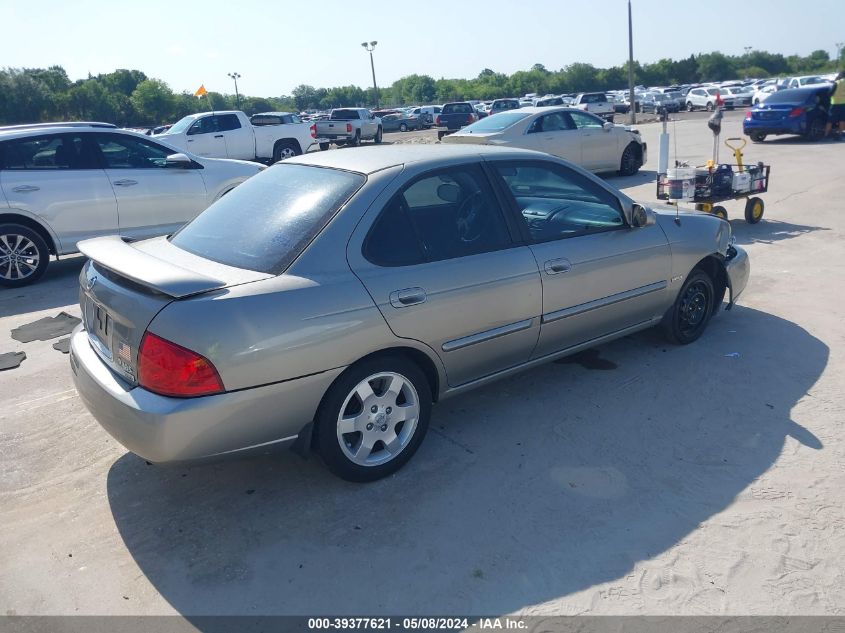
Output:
(77, 236), (227, 299)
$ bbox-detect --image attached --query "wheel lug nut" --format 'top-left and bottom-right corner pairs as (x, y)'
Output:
(366, 423), (374, 431)
(381, 424), (387, 432)
(386, 407), (392, 414)
(370, 405), (378, 413)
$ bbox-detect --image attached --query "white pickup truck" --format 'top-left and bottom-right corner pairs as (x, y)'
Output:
(572, 93), (615, 121)
(155, 110), (320, 163)
(314, 108), (382, 150)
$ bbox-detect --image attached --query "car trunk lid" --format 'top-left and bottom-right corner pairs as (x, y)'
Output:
(77, 235), (270, 385)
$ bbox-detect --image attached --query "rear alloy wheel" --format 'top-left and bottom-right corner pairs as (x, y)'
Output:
(0, 224), (49, 287)
(618, 143), (640, 176)
(662, 270), (715, 345)
(273, 141), (300, 162)
(316, 356), (431, 482)
(744, 197), (764, 224)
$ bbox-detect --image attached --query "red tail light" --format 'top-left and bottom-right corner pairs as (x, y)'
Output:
(468, 113), (477, 123)
(435, 115), (441, 126)
(310, 123), (316, 138)
(745, 110), (752, 119)
(346, 123), (353, 133)
(138, 332), (224, 398)
(789, 106), (805, 117)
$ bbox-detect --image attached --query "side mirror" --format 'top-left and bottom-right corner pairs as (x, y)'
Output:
(631, 203), (656, 228)
(165, 153), (194, 168)
(602, 121), (614, 132)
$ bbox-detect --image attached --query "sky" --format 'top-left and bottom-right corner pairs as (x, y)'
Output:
(1, 0), (842, 97)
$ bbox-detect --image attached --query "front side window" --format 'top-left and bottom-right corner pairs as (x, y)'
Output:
(0, 134), (99, 170)
(94, 134), (172, 169)
(364, 165), (512, 266)
(171, 164), (365, 273)
(569, 111), (604, 129)
(493, 162), (625, 242)
(188, 117), (217, 135)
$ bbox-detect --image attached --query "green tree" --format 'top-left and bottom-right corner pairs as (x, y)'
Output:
(130, 79), (176, 124)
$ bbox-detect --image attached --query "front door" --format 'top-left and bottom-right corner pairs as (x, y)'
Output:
(529, 111), (582, 164)
(348, 163), (542, 387)
(488, 160), (671, 358)
(0, 132), (117, 253)
(91, 133), (208, 240)
(569, 111), (618, 171)
(185, 116), (227, 157)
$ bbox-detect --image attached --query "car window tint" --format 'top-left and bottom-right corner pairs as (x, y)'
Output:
(366, 165), (511, 265)
(216, 114), (241, 131)
(363, 197), (426, 266)
(94, 134), (172, 169)
(569, 111), (604, 129)
(0, 134), (99, 170)
(539, 112), (575, 131)
(171, 164), (365, 274)
(494, 162), (625, 242)
(188, 117), (216, 135)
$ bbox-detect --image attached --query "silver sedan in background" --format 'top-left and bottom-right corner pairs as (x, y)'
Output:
(70, 145), (749, 482)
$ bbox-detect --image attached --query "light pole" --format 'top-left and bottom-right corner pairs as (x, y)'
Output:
(836, 42), (844, 64)
(361, 41), (379, 109)
(627, 0), (636, 124)
(228, 72), (241, 109)
(743, 47), (752, 79)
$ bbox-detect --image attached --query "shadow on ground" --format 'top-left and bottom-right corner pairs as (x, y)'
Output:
(107, 306), (825, 618)
(730, 218), (829, 246)
(604, 169), (658, 188)
(0, 255), (85, 317)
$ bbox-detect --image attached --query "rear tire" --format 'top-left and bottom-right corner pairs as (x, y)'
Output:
(662, 270), (715, 345)
(374, 127), (383, 144)
(744, 197), (764, 224)
(272, 141), (300, 163)
(0, 223), (49, 287)
(347, 131), (360, 147)
(749, 132), (766, 143)
(437, 131), (446, 141)
(706, 102), (714, 112)
(316, 355), (432, 482)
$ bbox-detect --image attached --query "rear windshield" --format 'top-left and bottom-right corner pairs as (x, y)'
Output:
(443, 103), (473, 114)
(764, 88), (822, 104)
(579, 93), (606, 103)
(461, 112), (530, 132)
(330, 109), (361, 120)
(170, 164), (365, 274)
(492, 100), (519, 110)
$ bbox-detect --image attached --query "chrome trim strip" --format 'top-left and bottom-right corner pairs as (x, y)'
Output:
(542, 281), (667, 324)
(208, 435), (299, 457)
(442, 318), (534, 352)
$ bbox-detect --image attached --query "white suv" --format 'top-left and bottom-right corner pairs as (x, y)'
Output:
(685, 87), (736, 111)
(0, 123), (264, 286)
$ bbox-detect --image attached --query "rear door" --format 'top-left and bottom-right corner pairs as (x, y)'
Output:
(216, 113), (253, 159)
(348, 163), (542, 387)
(0, 132), (117, 253)
(185, 116), (227, 157)
(90, 132), (208, 240)
(569, 111), (617, 171)
(489, 159), (671, 358)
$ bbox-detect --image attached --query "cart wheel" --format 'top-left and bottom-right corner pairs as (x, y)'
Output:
(744, 197), (764, 224)
(711, 206), (728, 220)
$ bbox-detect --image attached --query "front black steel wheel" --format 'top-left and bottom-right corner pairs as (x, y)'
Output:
(662, 270), (715, 345)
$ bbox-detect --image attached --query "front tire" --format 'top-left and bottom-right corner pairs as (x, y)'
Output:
(437, 131), (446, 141)
(806, 117), (825, 141)
(662, 270), (715, 345)
(399, 123), (408, 132)
(0, 223), (49, 287)
(686, 101), (694, 112)
(618, 143), (640, 176)
(749, 131), (766, 143)
(316, 356), (432, 482)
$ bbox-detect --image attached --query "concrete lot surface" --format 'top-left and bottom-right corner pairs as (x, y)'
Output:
(1, 111), (844, 616)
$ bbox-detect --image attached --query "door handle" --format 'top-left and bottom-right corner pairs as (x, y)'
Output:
(389, 287), (426, 308)
(214, 135), (224, 138)
(544, 258), (572, 275)
(113, 179), (138, 187)
(187, 139), (194, 142)
(12, 185), (40, 193)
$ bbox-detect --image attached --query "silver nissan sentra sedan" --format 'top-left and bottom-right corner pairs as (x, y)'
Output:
(70, 144), (749, 481)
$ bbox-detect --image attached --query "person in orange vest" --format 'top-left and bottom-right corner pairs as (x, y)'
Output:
(825, 71), (845, 139)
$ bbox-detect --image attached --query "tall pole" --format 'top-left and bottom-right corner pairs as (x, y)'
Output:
(627, 0), (636, 124)
(743, 47), (752, 79)
(361, 41), (379, 109)
(228, 72), (241, 109)
(837, 42), (844, 65)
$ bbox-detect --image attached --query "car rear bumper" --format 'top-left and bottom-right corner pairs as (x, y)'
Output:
(725, 245), (750, 306)
(69, 327), (343, 463)
(743, 118), (804, 135)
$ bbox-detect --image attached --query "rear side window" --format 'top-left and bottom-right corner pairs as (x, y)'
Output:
(216, 114), (241, 131)
(0, 134), (100, 170)
(171, 164), (365, 273)
(442, 103), (473, 114)
(364, 164), (512, 266)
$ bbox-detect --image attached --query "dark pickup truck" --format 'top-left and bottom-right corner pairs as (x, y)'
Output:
(435, 102), (478, 140)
